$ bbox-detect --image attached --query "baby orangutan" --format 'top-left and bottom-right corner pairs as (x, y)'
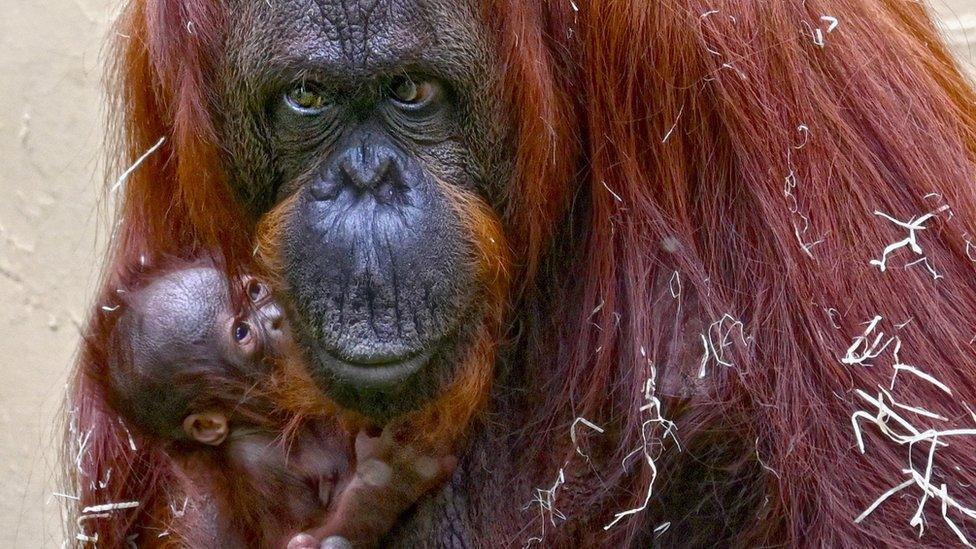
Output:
(104, 260), (455, 548)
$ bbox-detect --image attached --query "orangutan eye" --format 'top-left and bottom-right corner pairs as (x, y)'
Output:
(233, 321), (252, 343)
(284, 83), (328, 114)
(246, 279), (269, 303)
(388, 77), (439, 108)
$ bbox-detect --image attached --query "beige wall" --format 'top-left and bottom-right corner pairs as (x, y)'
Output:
(2, 0), (976, 547)
(0, 0), (115, 546)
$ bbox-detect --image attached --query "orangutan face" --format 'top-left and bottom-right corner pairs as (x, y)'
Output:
(220, 0), (511, 418)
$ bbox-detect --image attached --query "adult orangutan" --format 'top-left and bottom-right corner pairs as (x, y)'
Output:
(65, 0), (976, 546)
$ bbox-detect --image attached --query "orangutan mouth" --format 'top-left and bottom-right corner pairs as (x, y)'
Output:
(315, 346), (438, 389)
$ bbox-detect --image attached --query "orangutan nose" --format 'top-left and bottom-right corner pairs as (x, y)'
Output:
(260, 304), (285, 335)
(310, 128), (406, 204)
(338, 141), (396, 192)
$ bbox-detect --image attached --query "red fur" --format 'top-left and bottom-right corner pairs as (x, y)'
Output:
(65, 373), (179, 546)
(65, 1), (247, 542)
(107, 0), (248, 261)
(502, 0), (976, 546)
(483, 0), (578, 278)
(65, 0), (976, 546)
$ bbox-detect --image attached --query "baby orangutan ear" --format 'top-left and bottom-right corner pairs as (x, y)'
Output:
(182, 412), (229, 446)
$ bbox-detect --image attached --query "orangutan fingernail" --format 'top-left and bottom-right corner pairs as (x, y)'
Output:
(358, 458), (392, 487)
(412, 455), (439, 479)
(321, 536), (353, 549)
(286, 533), (317, 549)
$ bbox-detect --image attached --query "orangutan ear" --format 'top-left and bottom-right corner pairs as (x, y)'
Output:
(182, 412), (229, 446)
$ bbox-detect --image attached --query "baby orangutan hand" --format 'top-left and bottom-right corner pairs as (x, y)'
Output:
(288, 425), (457, 549)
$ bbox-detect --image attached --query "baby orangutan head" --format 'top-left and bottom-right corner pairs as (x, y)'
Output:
(106, 262), (287, 444)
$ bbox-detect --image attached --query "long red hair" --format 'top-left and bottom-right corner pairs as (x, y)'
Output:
(64, 0), (976, 546)
(63, 0), (244, 544)
(507, 0), (976, 546)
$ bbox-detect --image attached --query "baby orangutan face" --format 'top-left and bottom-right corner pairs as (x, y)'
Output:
(110, 265), (290, 443)
(173, 271), (288, 447)
(226, 274), (288, 365)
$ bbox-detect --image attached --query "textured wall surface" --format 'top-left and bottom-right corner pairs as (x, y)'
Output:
(1, 0), (975, 547)
(0, 0), (115, 546)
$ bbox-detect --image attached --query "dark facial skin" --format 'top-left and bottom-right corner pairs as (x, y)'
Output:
(219, 0), (511, 417)
(108, 266), (286, 440)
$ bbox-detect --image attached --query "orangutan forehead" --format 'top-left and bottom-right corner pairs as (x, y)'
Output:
(231, 0), (486, 82)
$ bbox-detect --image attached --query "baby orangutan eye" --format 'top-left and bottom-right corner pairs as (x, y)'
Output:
(230, 315), (263, 357)
(233, 320), (252, 344)
(246, 279), (270, 303)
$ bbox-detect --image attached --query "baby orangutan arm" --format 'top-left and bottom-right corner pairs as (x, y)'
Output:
(288, 427), (457, 549)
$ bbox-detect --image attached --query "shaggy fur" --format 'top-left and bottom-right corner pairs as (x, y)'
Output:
(65, 0), (976, 546)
